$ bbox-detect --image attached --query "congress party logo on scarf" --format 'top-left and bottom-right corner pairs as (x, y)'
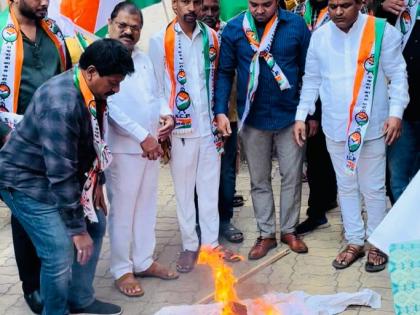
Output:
(345, 16), (386, 175)
(0, 6), (68, 114)
(73, 66), (112, 223)
(302, 0), (330, 31)
(240, 11), (291, 131)
(164, 19), (223, 152)
(396, 0), (418, 49)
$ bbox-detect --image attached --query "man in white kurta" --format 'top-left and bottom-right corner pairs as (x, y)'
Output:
(149, 0), (239, 273)
(293, 0), (409, 272)
(105, 2), (178, 297)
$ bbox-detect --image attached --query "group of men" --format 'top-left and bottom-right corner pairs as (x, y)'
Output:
(0, 0), (418, 314)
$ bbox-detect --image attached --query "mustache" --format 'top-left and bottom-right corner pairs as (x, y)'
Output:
(105, 91), (115, 97)
(120, 34), (134, 41)
(184, 13), (197, 19)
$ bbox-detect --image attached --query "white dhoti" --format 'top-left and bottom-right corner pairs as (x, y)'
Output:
(106, 153), (159, 279)
(170, 135), (221, 251)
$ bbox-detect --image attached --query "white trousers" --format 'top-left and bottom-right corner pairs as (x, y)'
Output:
(170, 135), (221, 251)
(326, 137), (387, 246)
(106, 153), (159, 280)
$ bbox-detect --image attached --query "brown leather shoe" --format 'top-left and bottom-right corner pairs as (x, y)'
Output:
(248, 237), (277, 260)
(281, 233), (308, 253)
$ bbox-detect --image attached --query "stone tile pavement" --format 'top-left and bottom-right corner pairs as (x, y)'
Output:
(0, 163), (395, 314)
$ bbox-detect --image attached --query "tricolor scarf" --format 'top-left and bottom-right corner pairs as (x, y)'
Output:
(240, 11), (291, 130)
(302, 0), (330, 31)
(215, 20), (227, 42)
(345, 16), (386, 175)
(396, 0), (419, 49)
(164, 20), (223, 152)
(0, 6), (67, 113)
(73, 67), (112, 223)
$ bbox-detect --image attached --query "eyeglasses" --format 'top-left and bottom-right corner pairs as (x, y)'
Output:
(113, 20), (141, 33)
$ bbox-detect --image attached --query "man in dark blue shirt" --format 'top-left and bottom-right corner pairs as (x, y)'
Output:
(214, 0), (310, 259)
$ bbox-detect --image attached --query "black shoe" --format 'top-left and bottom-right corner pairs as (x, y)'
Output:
(296, 217), (330, 235)
(24, 290), (43, 314)
(70, 299), (122, 315)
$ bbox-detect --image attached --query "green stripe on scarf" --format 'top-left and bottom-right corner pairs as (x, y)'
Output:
(303, 0), (313, 26)
(220, 0), (248, 21)
(372, 18), (386, 96)
(0, 8), (9, 54)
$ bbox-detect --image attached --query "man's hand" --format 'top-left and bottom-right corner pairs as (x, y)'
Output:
(383, 117), (402, 145)
(141, 134), (163, 160)
(94, 183), (108, 216)
(73, 233), (93, 265)
(215, 114), (232, 137)
(381, 0), (405, 15)
(158, 115), (175, 141)
(307, 120), (319, 138)
(293, 121), (307, 147)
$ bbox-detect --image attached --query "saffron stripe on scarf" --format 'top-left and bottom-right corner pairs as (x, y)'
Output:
(347, 16), (375, 132)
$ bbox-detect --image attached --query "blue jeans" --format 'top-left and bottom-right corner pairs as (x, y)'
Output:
(0, 189), (106, 315)
(388, 120), (420, 202)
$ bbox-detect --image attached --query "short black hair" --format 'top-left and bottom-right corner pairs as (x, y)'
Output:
(110, 1), (144, 28)
(79, 39), (134, 77)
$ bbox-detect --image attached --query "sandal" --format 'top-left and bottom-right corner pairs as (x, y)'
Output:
(215, 245), (242, 263)
(114, 273), (144, 297)
(365, 247), (388, 273)
(135, 261), (179, 280)
(233, 195), (244, 207)
(220, 222), (244, 243)
(332, 245), (365, 270)
(176, 250), (198, 273)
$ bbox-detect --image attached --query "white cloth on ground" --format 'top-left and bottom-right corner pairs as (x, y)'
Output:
(154, 289), (381, 315)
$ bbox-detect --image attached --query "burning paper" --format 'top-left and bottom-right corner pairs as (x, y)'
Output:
(155, 246), (381, 315)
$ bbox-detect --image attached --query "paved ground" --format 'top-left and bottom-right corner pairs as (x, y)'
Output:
(0, 163), (395, 314)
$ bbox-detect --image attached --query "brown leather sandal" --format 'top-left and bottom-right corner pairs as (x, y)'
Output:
(176, 250), (198, 273)
(114, 273), (144, 297)
(365, 247), (388, 273)
(135, 261), (179, 280)
(332, 245), (365, 270)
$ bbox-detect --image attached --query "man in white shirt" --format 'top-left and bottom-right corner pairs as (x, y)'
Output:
(293, 0), (409, 272)
(149, 0), (240, 273)
(105, 2), (178, 297)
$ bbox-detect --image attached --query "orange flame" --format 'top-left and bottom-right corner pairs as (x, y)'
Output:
(198, 246), (240, 315)
(198, 246), (282, 315)
(254, 299), (282, 315)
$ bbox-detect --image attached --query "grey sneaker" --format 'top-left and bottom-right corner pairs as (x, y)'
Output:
(70, 299), (122, 315)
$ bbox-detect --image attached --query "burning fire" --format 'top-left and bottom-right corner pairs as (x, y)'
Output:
(198, 246), (281, 315)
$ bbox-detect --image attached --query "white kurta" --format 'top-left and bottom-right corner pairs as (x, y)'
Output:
(149, 25), (221, 251)
(296, 13), (409, 141)
(106, 49), (170, 279)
